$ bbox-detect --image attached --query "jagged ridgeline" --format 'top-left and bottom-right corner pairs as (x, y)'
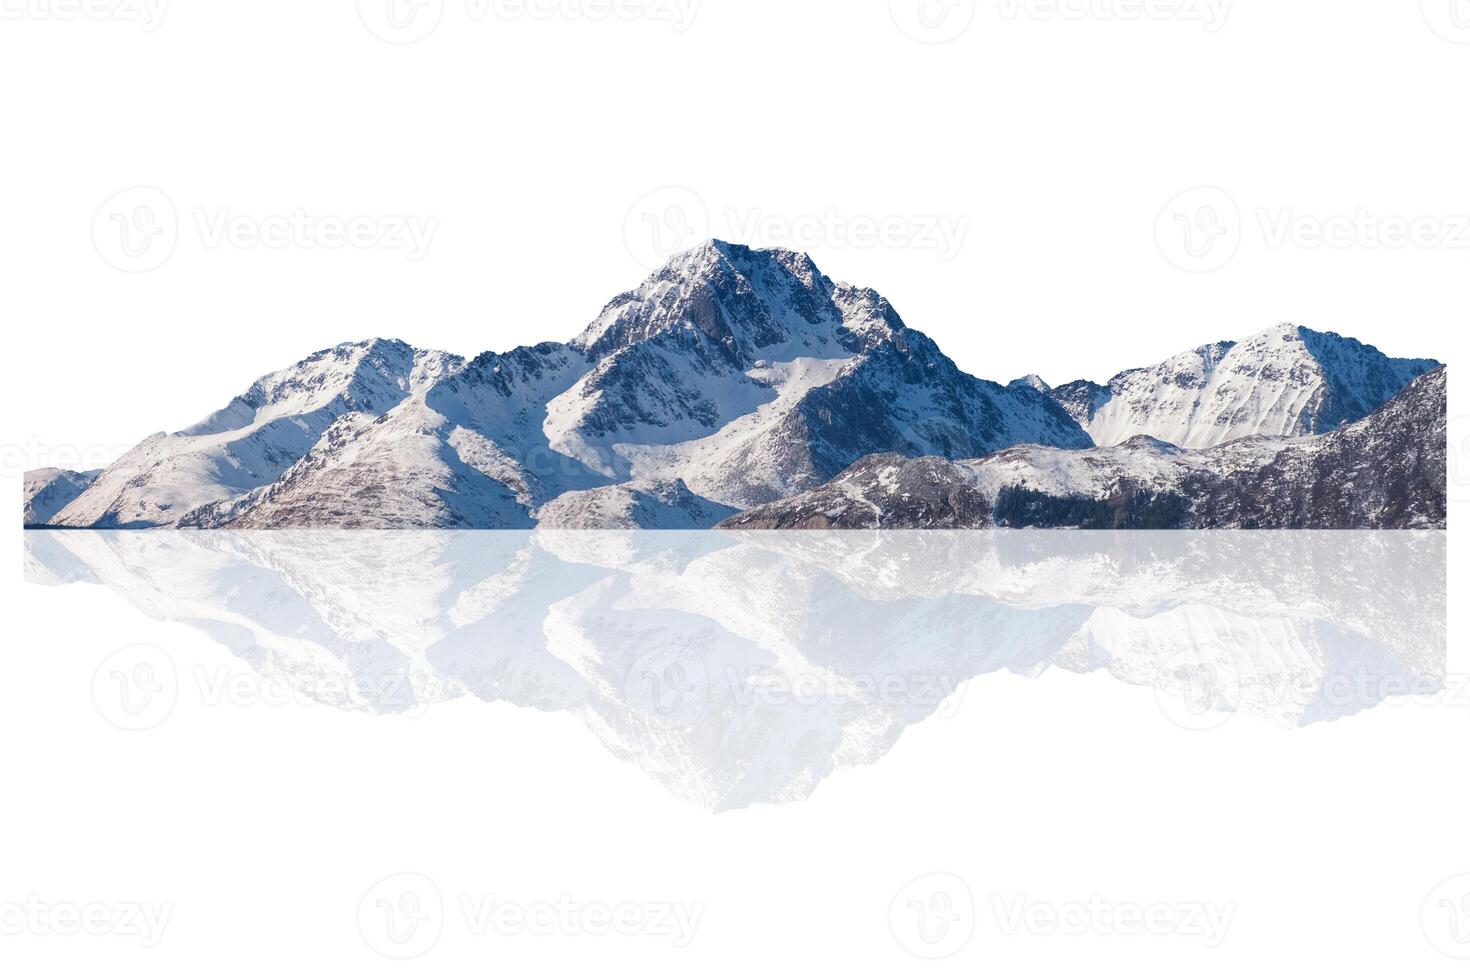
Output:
(24, 242), (1445, 530)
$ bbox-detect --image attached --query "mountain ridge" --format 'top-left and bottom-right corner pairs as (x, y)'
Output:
(720, 366), (1447, 531)
(45, 241), (1092, 529)
(1040, 323), (1437, 449)
(27, 241), (1443, 531)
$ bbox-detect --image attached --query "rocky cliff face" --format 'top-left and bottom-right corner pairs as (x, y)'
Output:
(721, 368), (1447, 531)
(1182, 365), (1446, 529)
(717, 455), (995, 530)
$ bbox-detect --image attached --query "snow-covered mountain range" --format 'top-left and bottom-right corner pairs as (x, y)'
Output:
(724, 367), (1446, 530)
(24, 241), (1443, 530)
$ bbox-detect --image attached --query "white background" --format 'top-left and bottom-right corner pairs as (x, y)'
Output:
(4, 571), (1468, 978)
(1, 0), (1467, 976)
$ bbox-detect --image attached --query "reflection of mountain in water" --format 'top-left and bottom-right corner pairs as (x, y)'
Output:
(25, 530), (1446, 811)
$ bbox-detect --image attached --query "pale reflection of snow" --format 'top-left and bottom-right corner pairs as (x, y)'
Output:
(25, 529), (1446, 812)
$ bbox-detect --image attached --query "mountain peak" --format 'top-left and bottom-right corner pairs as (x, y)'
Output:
(176, 336), (456, 439)
(1231, 322), (1397, 360)
(1048, 321), (1439, 449)
(1253, 321), (1306, 341)
(570, 240), (900, 364)
(676, 237), (816, 269)
(1009, 373), (1051, 393)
